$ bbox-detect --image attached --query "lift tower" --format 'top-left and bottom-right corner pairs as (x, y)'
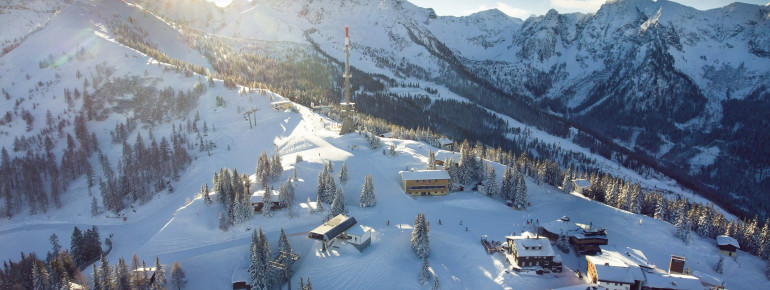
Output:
(339, 26), (356, 135)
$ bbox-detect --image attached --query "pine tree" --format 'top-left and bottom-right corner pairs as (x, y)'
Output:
(306, 277), (313, 290)
(170, 261), (187, 290)
(514, 173), (528, 209)
(485, 166), (499, 197)
(500, 166), (514, 201)
(91, 197), (99, 216)
(115, 258), (130, 290)
(279, 228), (291, 254)
(203, 183), (212, 206)
(271, 154), (284, 181)
(561, 168), (573, 194)
(411, 213), (430, 258)
(324, 174), (336, 204)
(339, 162), (349, 185)
(32, 260), (49, 290)
(697, 212), (714, 238)
(605, 182), (617, 207)
(99, 254), (112, 290)
(249, 228), (271, 290)
(432, 275), (440, 290)
(152, 257), (166, 290)
(262, 191), (273, 217)
(278, 183), (290, 207)
(359, 174), (376, 208)
(70, 227), (83, 266)
(249, 230), (261, 288)
(389, 144), (397, 157)
(426, 150), (436, 170)
(299, 277), (304, 290)
(93, 265), (102, 290)
(557, 232), (570, 253)
(419, 256), (431, 286)
(675, 209), (692, 244)
(330, 188), (346, 218)
(316, 170), (326, 203)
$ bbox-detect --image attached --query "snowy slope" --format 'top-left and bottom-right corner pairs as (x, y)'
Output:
(0, 1), (768, 289)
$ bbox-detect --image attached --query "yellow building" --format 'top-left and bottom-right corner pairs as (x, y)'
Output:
(399, 170), (451, 196)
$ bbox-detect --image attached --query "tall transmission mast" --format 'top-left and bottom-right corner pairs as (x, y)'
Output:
(339, 26), (355, 135)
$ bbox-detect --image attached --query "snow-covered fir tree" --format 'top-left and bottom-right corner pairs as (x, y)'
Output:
(339, 161), (349, 185)
(697, 212), (714, 238)
(279, 228), (291, 254)
(329, 188), (346, 218)
(203, 183), (212, 206)
(152, 256), (166, 290)
(359, 174), (376, 208)
(324, 173), (336, 204)
(389, 143), (397, 157)
(32, 260), (49, 290)
(411, 213), (430, 258)
(426, 150), (436, 170)
(675, 209), (692, 244)
(561, 168), (573, 194)
(278, 183), (290, 207)
(500, 166), (514, 201)
(99, 254), (112, 290)
(115, 258), (130, 290)
(514, 171), (527, 209)
(317, 169), (326, 203)
(605, 182), (617, 207)
(557, 232), (570, 253)
(262, 190), (274, 217)
(485, 165), (499, 198)
(271, 154), (284, 181)
(91, 196), (99, 216)
(432, 275), (440, 290)
(419, 256), (431, 286)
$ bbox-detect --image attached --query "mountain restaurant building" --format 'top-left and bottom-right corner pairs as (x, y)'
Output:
(399, 170), (451, 196)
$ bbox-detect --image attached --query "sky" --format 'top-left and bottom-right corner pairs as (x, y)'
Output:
(211, 0), (768, 19)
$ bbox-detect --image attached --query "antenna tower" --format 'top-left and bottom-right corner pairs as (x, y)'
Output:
(339, 26), (355, 135)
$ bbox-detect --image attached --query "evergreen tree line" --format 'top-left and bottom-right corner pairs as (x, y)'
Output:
(1, 226), (105, 289)
(1, 109), (96, 217)
(211, 167), (254, 230)
(99, 125), (191, 214)
(254, 151), (284, 191)
(249, 228), (295, 289)
(91, 253), (179, 290)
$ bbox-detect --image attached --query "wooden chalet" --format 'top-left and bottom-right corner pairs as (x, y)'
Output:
(538, 217), (608, 254)
(571, 225), (608, 254)
(572, 179), (591, 194)
(716, 235), (739, 257)
(438, 138), (454, 151)
(505, 232), (562, 273)
(399, 170), (450, 196)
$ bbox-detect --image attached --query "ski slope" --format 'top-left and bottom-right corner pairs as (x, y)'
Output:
(0, 0), (768, 289)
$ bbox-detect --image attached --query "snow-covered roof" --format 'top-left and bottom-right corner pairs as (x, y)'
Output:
(438, 138), (452, 145)
(717, 235), (739, 248)
(308, 214), (357, 241)
(541, 219), (581, 235)
(572, 179), (591, 188)
(644, 272), (702, 290)
(347, 224), (372, 237)
(399, 170), (450, 181)
(506, 233), (555, 257)
(587, 247), (649, 283)
(231, 268), (249, 283)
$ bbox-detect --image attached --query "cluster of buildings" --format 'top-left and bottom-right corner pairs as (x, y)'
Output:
(503, 232), (563, 274)
(538, 216), (608, 254)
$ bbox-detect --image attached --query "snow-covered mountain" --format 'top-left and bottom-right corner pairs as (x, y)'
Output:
(2, 0), (770, 289)
(174, 0), (770, 216)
